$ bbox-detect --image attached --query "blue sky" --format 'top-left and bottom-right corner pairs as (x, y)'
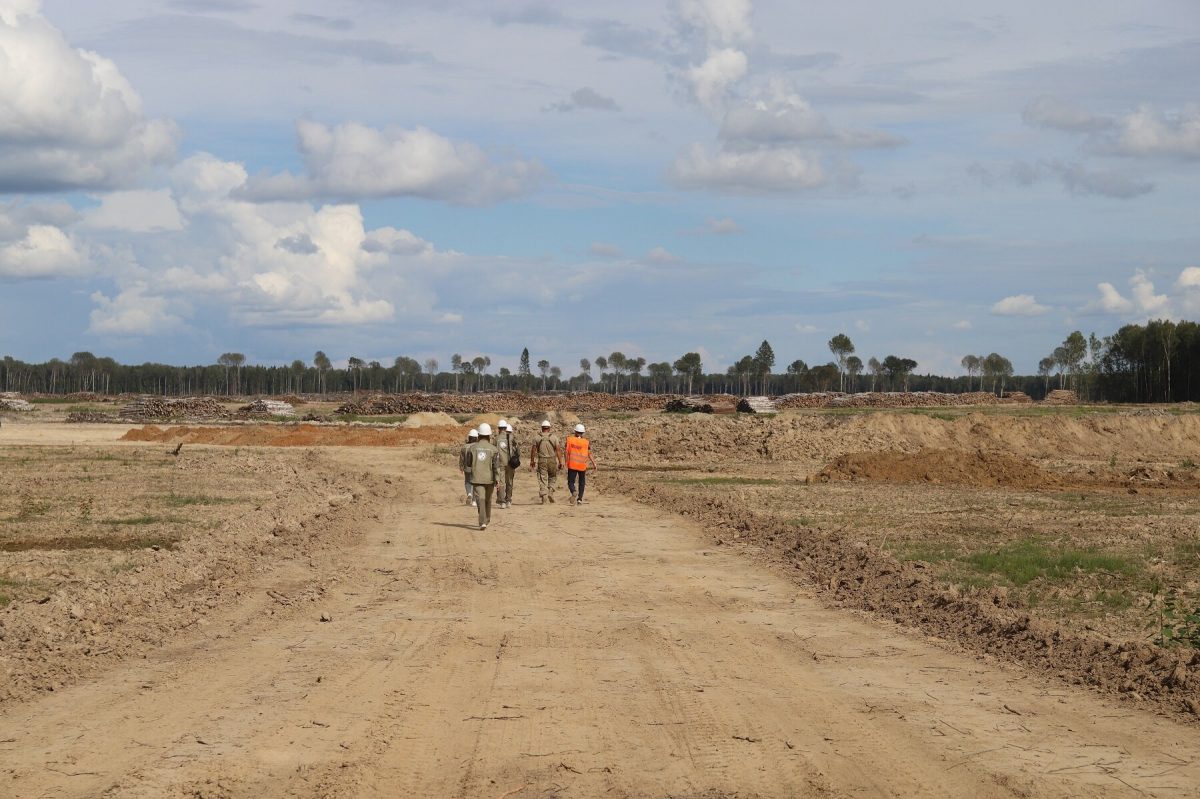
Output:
(1, 0), (1198, 375)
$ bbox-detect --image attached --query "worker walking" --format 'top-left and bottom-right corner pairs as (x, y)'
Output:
(564, 423), (597, 506)
(463, 423), (502, 530)
(529, 419), (563, 504)
(460, 428), (480, 506)
(494, 419), (519, 508)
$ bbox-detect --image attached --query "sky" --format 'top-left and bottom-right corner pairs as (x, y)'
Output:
(1, 0), (1198, 375)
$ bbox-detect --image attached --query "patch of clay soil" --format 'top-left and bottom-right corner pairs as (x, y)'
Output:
(818, 448), (1062, 489)
(121, 423), (463, 447)
(818, 448), (1200, 491)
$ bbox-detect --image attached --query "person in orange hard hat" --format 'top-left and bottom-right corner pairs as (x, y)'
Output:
(563, 423), (597, 506)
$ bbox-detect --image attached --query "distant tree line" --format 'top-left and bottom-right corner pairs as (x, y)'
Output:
(3, 320), (1198, 402)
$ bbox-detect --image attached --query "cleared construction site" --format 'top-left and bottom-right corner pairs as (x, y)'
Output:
(1, 392), (1198, 797)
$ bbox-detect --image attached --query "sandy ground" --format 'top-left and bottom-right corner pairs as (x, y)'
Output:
(1, 427), (1198, 797)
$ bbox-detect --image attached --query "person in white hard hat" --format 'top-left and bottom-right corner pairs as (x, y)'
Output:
(529, 419), (563, 504)
(493, 419), (519, 508)
(462, 423), (502, 529)
(563, 422), (597, 505)
(460, 428), (480, 506)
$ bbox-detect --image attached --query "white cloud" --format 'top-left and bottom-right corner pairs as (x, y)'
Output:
(1084, 269), (1195, 319)
(0, 1), (178, 191)
(668, 143), (825, 192)
(854, 318), (871, 332)
(1115, 105), (1200, 158)
(991, 294), (1050, 316)
(436, 312), (462, 324)
(82, 190), (183, 232)
(677, 0), (754, 47)
(88, 284), (182, 336)
(701, 217), (741, 234)
(645, 246), (681, 264)
(1129, 269), (1169, 315)
(0, 223), (86, 278)
(952, 320), (972, 330)
(794, 323), (818, 334)
(1177, 267), (1200, 290)
(720, 80), (902, 148)
(362, 226), (437, 257)
(1092, 282), (1133, 314)
(240, 121), (544, 205)
(687, 47), (748, 112)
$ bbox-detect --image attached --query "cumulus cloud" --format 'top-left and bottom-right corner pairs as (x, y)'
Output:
(645, 246), (681, 264)
(82, 190), (183, 232)
(240, 121), (544, 205)
(1115, 105), (1200, 158)
(1092, 282), (1134, 314)
(0, 223), (87, 278)
(677, 0), (754, 47)
(688, 48), (748, 113)
(1085, 270), (1185, 318)
(0, 1), (178, 192)
(720, 81), (902, 148)
(991, 294), (1050, 316)
(88, 284), (183, 336)
(543, 87), (620, 113)
(362, 227), (437, 257)
(1022, 98), (1200, 160)
(952, 320), (972, 330)
(668, 143), (825, 192)
(78, 152), (417, 331)
(699, 217), (741, 234)
(1177, 267), (1200, 290)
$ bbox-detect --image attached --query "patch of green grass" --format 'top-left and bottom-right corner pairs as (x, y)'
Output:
(666, 476), (780, 486)
(965, 538), (1136, 587)
(1181, 458), (1198, 470)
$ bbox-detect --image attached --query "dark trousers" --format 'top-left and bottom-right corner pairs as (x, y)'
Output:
(567, 468), (587, 500)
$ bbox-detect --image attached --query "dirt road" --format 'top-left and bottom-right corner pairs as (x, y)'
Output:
(2, 444), (1198, 798)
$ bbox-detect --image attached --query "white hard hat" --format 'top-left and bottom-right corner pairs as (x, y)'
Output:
(498, 418), (508, 429)
(468, 428), (479, 439)
(574, 423), (585, 433)
(540, 420), (551, 428)
(478, 422), (493, 436)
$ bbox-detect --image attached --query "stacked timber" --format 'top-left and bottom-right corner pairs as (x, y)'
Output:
(737, 396), (778, 413)
(665, 395), (738, 414)
(1042, 390), (1079, 405)
(0, 393), (34, 412)
(238, 399), (296, 418)
(118, 396), (228, 420)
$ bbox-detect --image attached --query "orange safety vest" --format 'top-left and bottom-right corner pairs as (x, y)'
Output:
(565, 436), (590, 471)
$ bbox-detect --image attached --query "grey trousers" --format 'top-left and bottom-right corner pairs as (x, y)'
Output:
(498, 465), (516, 504)
(472, 484), (494, 527)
